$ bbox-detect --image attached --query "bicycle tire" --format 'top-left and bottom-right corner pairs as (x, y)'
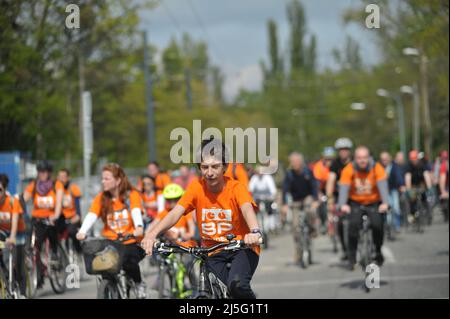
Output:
(158, 264), (173, 299)
(0, 268), (8, 299)
(49, 243), (69, 294)
(97, 278), (120, 299)
(24, 247), (38, 299)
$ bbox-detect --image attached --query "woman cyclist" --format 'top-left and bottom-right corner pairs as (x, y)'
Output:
(0, 174), (27, 297)
(142, 138), (262, 299)
(76, 163), (147, 299)
(22, 161), (64, 288)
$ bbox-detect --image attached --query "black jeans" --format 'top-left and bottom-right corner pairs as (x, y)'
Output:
(32, 218), (59, 279)
(56, 215), (82, 253)
(206, 249), (259, 299)
(121, 243), (146, 284)
(348, 202), (384, 264)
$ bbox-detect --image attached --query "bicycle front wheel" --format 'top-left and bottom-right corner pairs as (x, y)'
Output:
(158, 265), (173, 299)
(97, 279), (120, 299)
(49, 243), (69, 294)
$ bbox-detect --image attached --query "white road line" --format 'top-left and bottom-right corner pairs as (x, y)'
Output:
(253, 273), (449, 289)
(382, 246), (396, 263)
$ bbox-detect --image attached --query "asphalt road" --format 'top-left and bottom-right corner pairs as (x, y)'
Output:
(38, 209), (449, 299)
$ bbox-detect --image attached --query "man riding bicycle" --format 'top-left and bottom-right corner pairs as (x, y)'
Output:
(282, 152), (319, 268)
(55, 169), (82, 254)
(326, 137), (354, 261)
(313, 147), (336, 234)
(404, 150), (433, 224)
(142, 138), (262, 299)
(338, 146), (390, 270)
(380, 151), (405, 233)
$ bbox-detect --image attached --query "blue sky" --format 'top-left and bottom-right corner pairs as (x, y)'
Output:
(140, 0), (381, 101)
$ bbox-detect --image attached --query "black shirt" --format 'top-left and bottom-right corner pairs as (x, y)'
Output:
(405, 160), (431, 187)
(330, 158), (352, 196)
(282, 168), (318, 204)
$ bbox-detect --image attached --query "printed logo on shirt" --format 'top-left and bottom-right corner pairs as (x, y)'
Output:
(107, 209), (130, 231)
(62, 194), (73, 208)
(37, 196), (54, 209)
(201, 208), (233, 236)
(354, 178), (373, 195)
(0, 212), (12, 223)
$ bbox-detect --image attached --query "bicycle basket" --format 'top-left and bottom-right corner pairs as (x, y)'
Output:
(82, 239), (125, 275)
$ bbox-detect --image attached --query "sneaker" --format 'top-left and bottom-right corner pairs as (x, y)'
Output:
(136, 282), (147, 299)
(374, 252), (385, 267)
(340, 254), (348, 261)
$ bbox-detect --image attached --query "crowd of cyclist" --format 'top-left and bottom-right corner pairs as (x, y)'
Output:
(0, 137), (448, 299)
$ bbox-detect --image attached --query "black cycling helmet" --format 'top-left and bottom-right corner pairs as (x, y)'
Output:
(36, 160), (53, 173)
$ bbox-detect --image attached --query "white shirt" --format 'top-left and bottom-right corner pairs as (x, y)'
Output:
(249, 174), (277, 200)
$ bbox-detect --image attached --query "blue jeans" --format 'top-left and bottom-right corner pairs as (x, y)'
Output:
(388, 190), (401, 230)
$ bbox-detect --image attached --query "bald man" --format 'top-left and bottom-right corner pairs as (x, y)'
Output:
(282, 152), (319, 268)
(338, 146), (390, 270)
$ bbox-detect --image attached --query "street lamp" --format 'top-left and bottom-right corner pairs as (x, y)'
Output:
(403, 46), (432, 156)
(401, 85), (421, 150)
(377, 88), (407, 158)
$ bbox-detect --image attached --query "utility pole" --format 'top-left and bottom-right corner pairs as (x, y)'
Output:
(419, 52), (432, 157)
(185, 68), (193, 110)
(143, 30), (157, 162)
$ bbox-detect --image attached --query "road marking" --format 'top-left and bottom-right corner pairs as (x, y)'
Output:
(382, 246), (396, 263)
(253, 273), (449, 289)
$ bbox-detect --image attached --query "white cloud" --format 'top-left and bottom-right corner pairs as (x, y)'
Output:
(222, 64), (263, 103)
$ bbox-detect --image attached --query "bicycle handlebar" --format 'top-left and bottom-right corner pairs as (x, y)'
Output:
(154, 237), (263, 256)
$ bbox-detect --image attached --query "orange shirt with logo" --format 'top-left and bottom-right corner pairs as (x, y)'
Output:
(89, 190), (143, 244)
(25, 180), (64, 218)
(313, 160), (330, 191)
(177, 176), (260, 255)
(0, 195), (25, 233)
(61, 183), (82, 219)
(339, 162), (387, 205)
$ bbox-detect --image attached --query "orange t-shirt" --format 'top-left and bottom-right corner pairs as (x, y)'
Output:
(155, 173), (171, 191)
(156, 209), (196, 247)
(25, 180), (64, 218)
(224, 163), (249, 189)
(339, 162), (387, 205)
(177, 176), (260, 255)
(61, 183), (82, 219)
(141, 191), (158, 218)
(89, 190), (143, 244)
(313, 160), (330, 191)
(0, 195), (25, 233)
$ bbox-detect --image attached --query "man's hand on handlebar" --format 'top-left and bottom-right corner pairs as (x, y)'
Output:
(378, 203), (389, 213)
(244, 232), (262, 246)
(141, 233), (157, 256)
(341, 204), (351, 214)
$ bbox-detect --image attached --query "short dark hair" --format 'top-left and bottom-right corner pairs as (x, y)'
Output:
(196, 138), (230, 169)
(0, 174), (9, 188)
(59, 168), (70, 176)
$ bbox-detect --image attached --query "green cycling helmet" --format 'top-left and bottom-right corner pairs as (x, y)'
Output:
(163, 183), (184, 200)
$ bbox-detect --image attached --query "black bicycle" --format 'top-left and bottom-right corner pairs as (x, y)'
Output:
(82, 234), (141, 299)
(354, 205), (377, 293)
(153, 234), (262, 299)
